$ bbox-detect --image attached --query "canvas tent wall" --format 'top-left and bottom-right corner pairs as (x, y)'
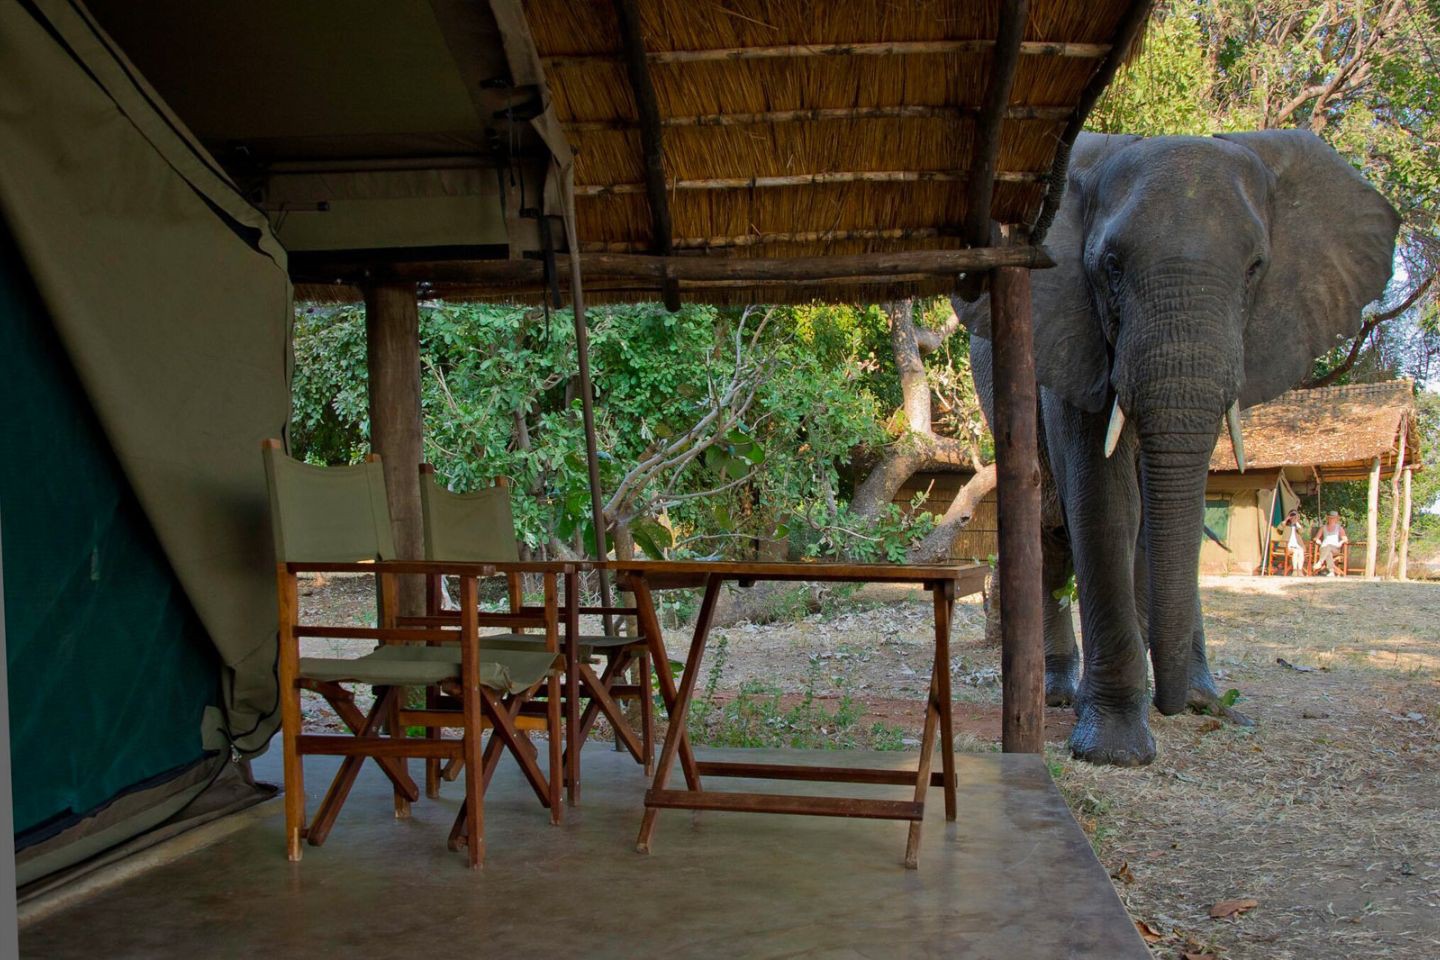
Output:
(0, 1), (291, 885)
(1200, 471), (1298, 574)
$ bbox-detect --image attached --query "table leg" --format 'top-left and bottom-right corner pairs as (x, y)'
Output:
(564, 570), (581, 805)
(904, 668), (942, 869)
(635, 573), (722, 853)
(933, 580), (957, 821)
(630, 576), (700, 791)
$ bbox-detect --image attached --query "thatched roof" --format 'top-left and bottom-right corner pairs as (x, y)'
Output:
(1211, 380), (1422, 482)
(80, 0), (1153, 306)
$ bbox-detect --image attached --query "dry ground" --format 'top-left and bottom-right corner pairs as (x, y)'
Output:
(301, 574), (1440, 960)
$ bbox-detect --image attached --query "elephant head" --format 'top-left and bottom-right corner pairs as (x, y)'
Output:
(968, 130), (1399, 716)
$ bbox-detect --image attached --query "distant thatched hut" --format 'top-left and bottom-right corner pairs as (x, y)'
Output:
(1203, 380), (1422, 577)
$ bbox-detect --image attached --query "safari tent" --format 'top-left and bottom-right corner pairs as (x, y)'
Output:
(1202, 380), (1422, 576)
(1, 0), (1154, 938)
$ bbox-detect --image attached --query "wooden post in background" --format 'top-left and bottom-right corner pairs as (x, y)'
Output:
(1399, 466), (1413, 581)
(365, 282), (426, 617)
(1364, 456), (1380, 579)
(991, 265), (1044, 753)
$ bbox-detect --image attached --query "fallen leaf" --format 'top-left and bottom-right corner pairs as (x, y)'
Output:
(1196, 717), (1222, 733)
(1110, 861), (1135, 883)
(1134, 920), (1165, 943)
(1182, 953), (1218, 960)
(1209, 898), (1259, 919)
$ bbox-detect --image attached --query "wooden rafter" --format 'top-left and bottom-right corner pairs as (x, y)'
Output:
(542, 39), (1110, 68)
(1032, 0), (1155, 241)
(563, 105), (1073, 131)
(581, 226), (954, 253)
(609, 0), (680, 309)
(576, 169), (1043, 196)
(324, 247), (1053, 288)
(963, 0), (1028, 245)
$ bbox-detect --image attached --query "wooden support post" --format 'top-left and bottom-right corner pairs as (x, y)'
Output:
(1399, 466), (1413, 581)
(991, 265), (1044, 753)
(1364, 455), (1381, 578)
(365, 282), (425, 616)
(1386, 424), (1408, 579)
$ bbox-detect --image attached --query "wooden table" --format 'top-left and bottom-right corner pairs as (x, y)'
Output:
(612, 560), (988, 868)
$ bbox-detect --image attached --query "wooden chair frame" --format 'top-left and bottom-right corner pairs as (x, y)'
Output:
(414, 465), (655, 803)
(278, 565), (562, 869)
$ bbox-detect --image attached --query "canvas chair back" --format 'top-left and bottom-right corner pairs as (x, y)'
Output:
(418, 465), (520, 563)
(262, 440), (396, 562)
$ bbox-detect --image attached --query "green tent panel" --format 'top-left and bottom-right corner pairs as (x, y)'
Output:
(1, 225), (221, 844)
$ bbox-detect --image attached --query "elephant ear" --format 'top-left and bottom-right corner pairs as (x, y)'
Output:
(952, 132), (1139, 414)
(1216, 130), (1400, 407)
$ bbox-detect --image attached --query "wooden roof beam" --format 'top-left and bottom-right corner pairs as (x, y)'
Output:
(582, 227), (956, 253)
(609, 0), (680, 310)
(1032, 0), (1155, 242)
(576, 169), (1043, 196)
(359, 247), (1053, 287)
(564, 105), (1073, 131)
(963, 0), (1028, 247)
(543, 39), (1109, 68)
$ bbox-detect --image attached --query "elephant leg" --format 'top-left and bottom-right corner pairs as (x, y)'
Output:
(1134, 541), (1252, 725)
(1045, 396), (1155, 766)
(1041, 525), (1079, 706)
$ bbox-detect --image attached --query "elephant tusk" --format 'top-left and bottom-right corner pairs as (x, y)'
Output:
(1226, 401), (1246, 473)
(1103, 397), (1126, 458)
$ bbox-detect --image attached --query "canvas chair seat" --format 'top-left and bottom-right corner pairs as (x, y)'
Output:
(298, 645), (556, 694)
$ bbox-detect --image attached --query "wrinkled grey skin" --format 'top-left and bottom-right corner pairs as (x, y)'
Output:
(960, 131), (1398, 766)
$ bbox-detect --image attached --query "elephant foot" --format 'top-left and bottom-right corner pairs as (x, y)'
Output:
(1045, 658), (1078, 707)
(1185, 686), (1255, 727)
(1069, 696), (1156, 767)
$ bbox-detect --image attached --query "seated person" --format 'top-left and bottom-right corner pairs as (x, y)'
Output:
(1312, 510), (1349, 576)
(1280, 508), (1306, 574)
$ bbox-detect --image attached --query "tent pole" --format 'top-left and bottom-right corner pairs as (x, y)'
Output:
(1365, 456), (1380, 578)
(567, 248), (616, 633)
(365, 281), (426, 617)
(991, 264), (1044, 754)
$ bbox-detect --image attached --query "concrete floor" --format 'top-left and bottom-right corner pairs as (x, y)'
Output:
(20, 746), (1148, 960)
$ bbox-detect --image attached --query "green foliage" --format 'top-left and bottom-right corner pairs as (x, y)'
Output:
(291, 300), (888, 557)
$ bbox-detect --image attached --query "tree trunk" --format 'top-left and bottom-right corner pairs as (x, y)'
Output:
(908, 463), (998, 563)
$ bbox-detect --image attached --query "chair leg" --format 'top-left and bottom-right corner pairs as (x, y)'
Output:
(639, 649), (655, 776)
(548, 669), (563, 823)
(425, 684), (442, 799)
(386, 686), (411, 819)
(281, 678), (305, 862)
(460, 678), (485, 869)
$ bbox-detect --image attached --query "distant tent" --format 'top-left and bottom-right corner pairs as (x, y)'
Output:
(0, 1), (290, 886)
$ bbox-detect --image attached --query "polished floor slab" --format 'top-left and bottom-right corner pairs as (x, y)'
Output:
(20, 746), (1147, 960)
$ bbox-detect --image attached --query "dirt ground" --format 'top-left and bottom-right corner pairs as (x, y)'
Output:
(301, 574), (1440, 960)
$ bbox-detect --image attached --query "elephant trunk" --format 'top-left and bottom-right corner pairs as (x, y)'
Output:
(1134, 406), (1217, 714)
(1113, 277), (1240, 716)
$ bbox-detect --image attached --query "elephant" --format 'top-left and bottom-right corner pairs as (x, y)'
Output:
(958, 130), (1399, 766)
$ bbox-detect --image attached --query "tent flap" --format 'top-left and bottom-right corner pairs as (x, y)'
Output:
(0, 0), (292, 858)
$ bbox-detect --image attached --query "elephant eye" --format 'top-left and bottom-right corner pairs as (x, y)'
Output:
(1246, 257), (1265, 284)
(1103, 252), (1123, 291)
